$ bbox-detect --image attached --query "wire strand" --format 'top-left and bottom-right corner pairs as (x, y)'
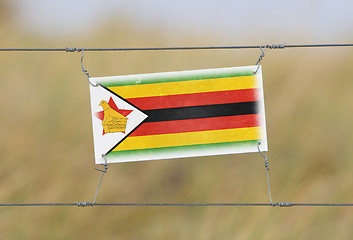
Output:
(0, 43), (353, 52)
(0, 202), (353, 207)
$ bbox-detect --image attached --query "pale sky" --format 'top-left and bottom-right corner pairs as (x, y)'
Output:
(10, 0), (353, 43)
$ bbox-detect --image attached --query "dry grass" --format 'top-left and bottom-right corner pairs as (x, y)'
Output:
(1, 16), (353, 240)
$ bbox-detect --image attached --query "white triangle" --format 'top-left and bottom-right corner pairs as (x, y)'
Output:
(89, 84), (148, 164)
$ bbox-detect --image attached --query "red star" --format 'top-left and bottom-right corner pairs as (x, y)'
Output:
(95, 97), (133, 135)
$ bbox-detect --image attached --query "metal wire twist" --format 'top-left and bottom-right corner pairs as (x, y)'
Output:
(253, 46), (267, 74)
(79, 48), (98, 87)
(65, 47), (82, 52)
(257, 142), (274, 205)
(92, 155), (108, 206)
(76, 202), (92, 207)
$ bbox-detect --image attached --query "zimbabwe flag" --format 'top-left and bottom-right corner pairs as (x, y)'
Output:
(90, 66), (267, 164)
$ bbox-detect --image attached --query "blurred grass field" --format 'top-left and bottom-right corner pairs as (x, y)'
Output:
(1, 7), (353, 240)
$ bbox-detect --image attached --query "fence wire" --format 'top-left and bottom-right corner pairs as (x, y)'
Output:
(1, 202), (353, 207)
(0, 43), (352, 52)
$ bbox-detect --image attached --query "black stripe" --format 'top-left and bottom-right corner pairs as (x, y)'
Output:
(144, 101), (259, 123)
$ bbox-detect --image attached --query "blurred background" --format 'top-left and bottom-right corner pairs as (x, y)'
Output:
(1, 0), (353, 239)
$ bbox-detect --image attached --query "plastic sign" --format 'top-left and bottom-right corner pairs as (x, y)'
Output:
(89, 65), (267, 164)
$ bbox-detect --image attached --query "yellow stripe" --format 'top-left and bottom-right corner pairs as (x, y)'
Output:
(113, 127), (261, 151)
(108, 76), (256, 99)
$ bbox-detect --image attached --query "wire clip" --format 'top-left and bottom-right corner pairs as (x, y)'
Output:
(66, 47), (98, 87)
(253, 43), (285, 74)
(253, 46), (266, 74)
(80, 49), (98, 87)
(95, 155), (108, 173)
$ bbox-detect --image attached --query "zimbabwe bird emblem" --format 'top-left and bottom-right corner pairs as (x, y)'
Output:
(95, 97), (133, 135)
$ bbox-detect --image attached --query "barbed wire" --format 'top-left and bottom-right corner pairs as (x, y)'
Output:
(1, 202), (353, 207)
(0, 43), (352, 52)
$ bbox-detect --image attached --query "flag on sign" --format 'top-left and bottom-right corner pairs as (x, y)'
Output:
(89, 65), (267, 164)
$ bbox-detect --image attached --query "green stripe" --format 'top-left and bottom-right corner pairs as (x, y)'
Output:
(106, 140), (260, 159)
(95, 67), (255, 87)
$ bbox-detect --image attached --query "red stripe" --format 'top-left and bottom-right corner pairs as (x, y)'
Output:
(130, 114), (260, 137)
(126, 88), (259, 110)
